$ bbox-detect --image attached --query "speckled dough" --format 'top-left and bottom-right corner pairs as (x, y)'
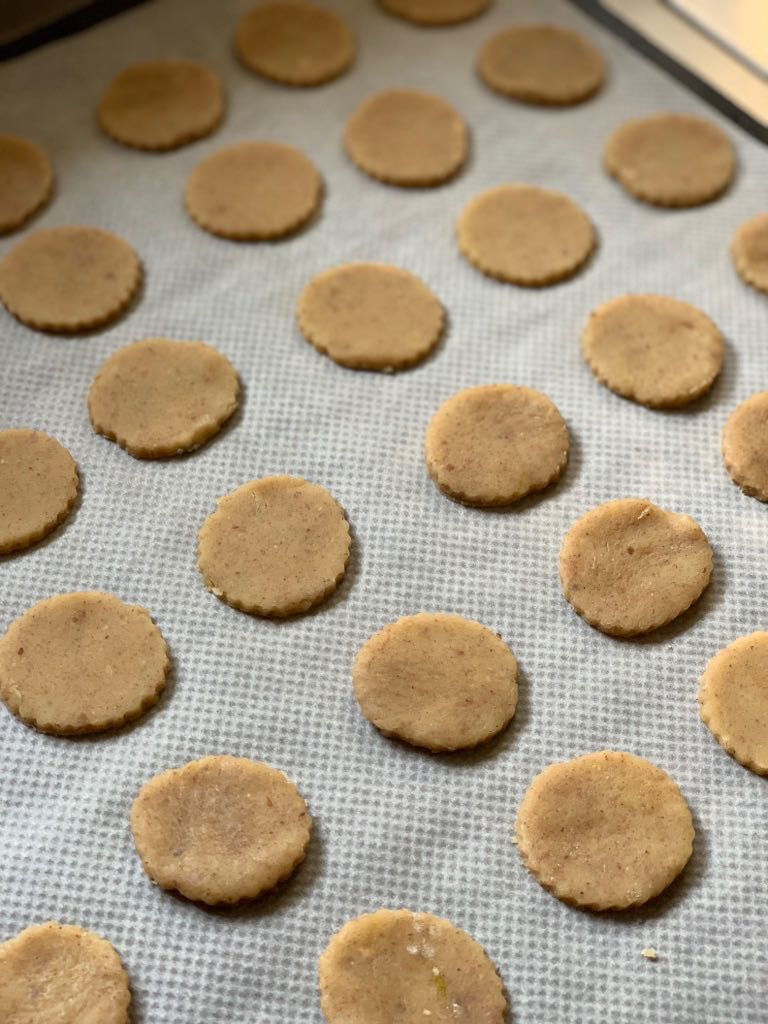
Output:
(0, 429), (79, 553)
(0, 591), (170, 735)
(425, 384), (569, 506)
(722, 391), (768, 500)
(478, 23), (605, 105)
(378, 0), (491, 24)
(98, 59), (224, 151)
(0, 226), (141, 332)
(131, 755), (312, 904)
(581, 294), (724, 408)
(604, 113), (736, 207)
(731, 213), (768, 294)
(0, 134), (53, 234)
(699, 632), (768, 775)
(344, 89), (468, 187)
(88, 338), (239, 458)
(457, 183), (595, 285)
(297, 262), (444, 370)
(185, 141), (322, 239)
(516, 750), (695, 910)
(235, 1), (354, 85)
(0, 922), (131, 1024)
(353, 613), (518, 751)
(319, 909), (507, 1024)
(198, 475), (351, 617)
(560, 498), (712, 636)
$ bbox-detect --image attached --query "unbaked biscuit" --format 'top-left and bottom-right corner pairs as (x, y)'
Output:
(0, 922), (131, 1024)
(297, 262), (444, 370)
(235, 1), (354, 86)
(699, 632), (768, 775)
(198, 475), (351, 617)
(319, 909), (506, 1024)
(722, 391), (768, 501)
(378, 0), (490, 23)
(424, 384), (569, 506)
(604, 113), (736, 207)
(0, 429), (78, 553)
(582, 294), (724, 408)
(731, 212), (768, 294)
(185, 141), (322, 240)
(88, 338), (239, 458)
(98, 59), (224, 151)
(457, 184), (595, 285)
(478, 23), (605, 105)
(353, 612), (517, 751)
(516, 750), (695, 910)
(131, 755), (312, 904)
(0, 134), (53, 234)
(560, 498), (712, 636)
(0, 226), (141, 332)
(0, 591), (170, 735)
(344, 89), (468, 187)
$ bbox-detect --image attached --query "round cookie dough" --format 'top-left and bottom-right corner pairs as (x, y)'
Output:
(353, 613), (517, 751)
(560, 498), (712, 636)
(297, 262), (445, 370)
(0, 134), (53, 234)
(731, 212), (768, 294)
(722, 392), (768, 501)
(131, 755), (312, 904)
(0, 226), (141, 332)
(478, 23), (605, 105)
(235, 1), (354, 86)
(457, 184), (595, 285)
(0, 922), (131, 1024)
(198, 475), (351, 617)
(699, 632), (768, 775)
(98, 59), (224, 151)
(0, 429), (78, 553)
(581, 294), (724, 408)
(185, 141), (322, 240)
(88, 337), (240, 458)
(515, 750), (695, 910)
(344, 89), (468, 187)
(319, 909), (507, 1024)
(0, 591), (170, 735)
(604, 113), (736, 208)
(378, 0), (490, 23)
(424, 384), (569, 506)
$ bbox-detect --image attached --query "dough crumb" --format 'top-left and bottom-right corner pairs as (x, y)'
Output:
(642, 947), (658, 960)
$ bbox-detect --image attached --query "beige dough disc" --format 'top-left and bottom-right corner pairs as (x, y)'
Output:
(131, 755), (312, 904)
(722, 391), (768, 501)
(353, 613), (517, 751)
(297, 262), (444, 370)
(0, 429), (79, 553)
(0, 134), (53, 235)
(560, 498), (712, 636)
(699, 632), (768, 775)
(0, 922), (131, 1024)
(0, 591), (170, 735)
(379, 0), (490, 23)
(88, 338), (239, 458)
(515, 750), (695, 910)
(344, 89), (468, 187)
(478, 23), (605, 105)
(198, 475), (351, 617)
(185, 141), (322, 240)
(457, 184), (595, 285)
(98, 59), (224, 151)
(235, 1), (354, 86)
(424, 384), (569, 506)
(582, 294), (724, 408)
(319, 909), (507, 1024)
(0, 226), (141, 333)
(731, 212), (768, 294)
(604, 113), (736, 208)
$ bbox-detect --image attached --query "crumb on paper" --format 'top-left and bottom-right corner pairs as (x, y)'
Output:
(642, 947), (658, 960)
